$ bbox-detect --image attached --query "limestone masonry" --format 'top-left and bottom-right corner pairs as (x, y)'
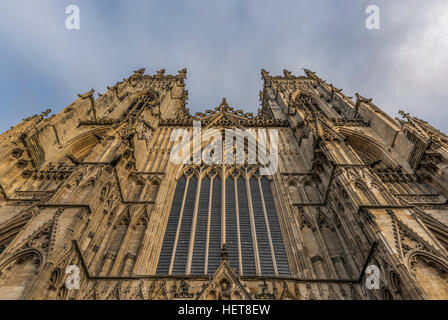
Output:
(0, 68), (447, 299)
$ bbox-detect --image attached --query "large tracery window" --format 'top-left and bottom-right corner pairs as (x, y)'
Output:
(156, 168), (291, 276)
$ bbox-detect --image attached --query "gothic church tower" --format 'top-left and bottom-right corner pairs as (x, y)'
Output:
(0, 68), (447, 300)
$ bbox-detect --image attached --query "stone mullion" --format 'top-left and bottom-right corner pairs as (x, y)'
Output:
(161, 128), (175, 172)
(278, 132), (288, 172)
(87, 205), (122, 272)
(130, 219), (148, 275)
(282, 139), (293, 171)
(125, 178), (136, 199)
(94, 217), (125, 276)
(234, 177), (243, 275)
(186, 174), (202, 274)
(134, 165), (178, 275)
(335, 207), (364, 268)
(323, 140), (344, 164)
(314, 222), (339, 279)
(143, 127), (162, 172)
(331, 219), (360, 277)
(278, 151), (287, 173)
(245, 173), (261, 275)
(153, 128), (169, 173)
(222, 167), (226, 246)
(100, 253), (116, 276)
(203, 177), (214, 274)
(272, 173), (305, 276)
(81, 204), (108, 259)
(110, 221), (136, 276)
(168, 176), (190, 274)
(100, 139), (122, 163)
(148, 127), (166, 172)
(84, 214), (108, 266)
(298, 208), (319, 278)
(89, 139), (111, 161)
(337, 174), (369, 246)
(69, 207), (92, 243)
(137, 180), (150, 202)
(257, 177), (279, 276)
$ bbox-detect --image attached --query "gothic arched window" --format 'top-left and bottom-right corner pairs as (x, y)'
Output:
(156, 168), (291, 277)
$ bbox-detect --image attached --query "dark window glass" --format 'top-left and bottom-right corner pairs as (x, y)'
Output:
(312, 103), (322, 113)
(207, 178), (222, 275)
(250, 178), (275, 275)
(225, 178), (239, 274)
(191, 177), (210, 275)
(261, 178), (291, 276)
(157, 174), (290, 277)
(156, 176), (186, 274)
(238, 178), (256, 275)
(172, 177), (197, 274)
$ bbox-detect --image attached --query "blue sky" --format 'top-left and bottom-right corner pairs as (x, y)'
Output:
(0, 0), (447, 133)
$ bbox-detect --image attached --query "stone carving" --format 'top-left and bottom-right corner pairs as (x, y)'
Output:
(0, 68), (446, 300)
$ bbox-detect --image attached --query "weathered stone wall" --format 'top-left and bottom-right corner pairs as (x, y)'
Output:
(0, 68), (447, 300)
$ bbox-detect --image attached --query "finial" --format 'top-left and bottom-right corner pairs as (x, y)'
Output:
(283, 69), (293, 78)
(221, 244), (228, 261)
(156, 69), (165, 76)
(303, 68), (316, 78)
(219, 98), (229, 112)
(398, 110), (409, 118)
(355, 93), (372, 104)
(41, 109), (51, 117)
(133, 68), (145, 76)
(77, 89), (95, 99)
(261, 68), (270, 79)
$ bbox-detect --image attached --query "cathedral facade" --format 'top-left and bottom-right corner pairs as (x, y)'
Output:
(0, 67), (447, 300)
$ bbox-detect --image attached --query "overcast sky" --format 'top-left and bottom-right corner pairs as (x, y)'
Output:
(0, 0), (447, 133)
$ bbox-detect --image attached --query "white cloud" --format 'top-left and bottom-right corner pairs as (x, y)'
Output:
(0, 0), (447, 132)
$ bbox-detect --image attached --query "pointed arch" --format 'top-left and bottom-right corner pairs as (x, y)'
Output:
(63, 127), (109, 161)
(288, 180), (301, 203)
(147, 179), (160, 202)
(107, 210), (131, 256)
(408, 250), (448, 299)
(338, 128), (401, 167)
(0, 248), (44, 299)
(128, 177), (146, 201)
(293, 92), (329, 116)
(354, 181), (379, 205)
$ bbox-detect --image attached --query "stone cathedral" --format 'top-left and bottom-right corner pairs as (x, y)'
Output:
(0, 67), (447, 300)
